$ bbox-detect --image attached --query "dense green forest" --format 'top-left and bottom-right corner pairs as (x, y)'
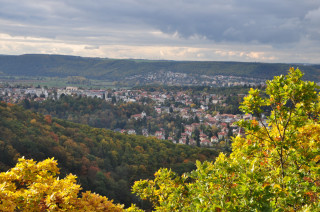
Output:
(0, 102), (219, 208)
(0, 54), (320, 81)
(22, 95), (154, 131)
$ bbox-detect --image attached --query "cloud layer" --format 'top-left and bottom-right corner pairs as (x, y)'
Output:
(0, 0), (319, 63)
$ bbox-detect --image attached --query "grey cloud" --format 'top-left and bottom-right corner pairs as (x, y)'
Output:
(0, 0), (320, 63)
(136, 0), (315, 45)
(84, 45), (100, 50)
(304, 7), (320, 39)
(1, 0), (319, 46)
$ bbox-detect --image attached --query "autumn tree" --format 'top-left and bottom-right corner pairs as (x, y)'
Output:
(132, 68), (320, 211)
(0, 157), (125, 211)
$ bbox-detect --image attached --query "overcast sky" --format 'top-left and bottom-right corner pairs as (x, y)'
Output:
(0, 0), (320, 63)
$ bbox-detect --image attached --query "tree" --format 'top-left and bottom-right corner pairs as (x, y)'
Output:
(192, 129), (200, 147)
(132, 68), (320, 211)
(186, 136), (190, 145)
(0, 157), (124, 211)
(22, 99), (31, 109)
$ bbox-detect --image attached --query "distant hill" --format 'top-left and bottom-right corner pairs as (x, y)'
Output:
(0, 54), (319, 81)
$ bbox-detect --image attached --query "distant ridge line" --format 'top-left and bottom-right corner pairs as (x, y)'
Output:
(0, 54), (319, 81)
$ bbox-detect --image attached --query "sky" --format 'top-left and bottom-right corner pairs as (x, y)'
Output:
(0, 0), (320, 63)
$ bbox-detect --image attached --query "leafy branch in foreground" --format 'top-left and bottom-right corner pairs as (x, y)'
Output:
(132, 68), (320, 211)
(0, 157), (126, 211)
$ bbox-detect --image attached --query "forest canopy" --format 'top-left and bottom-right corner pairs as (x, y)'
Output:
(0, 100), (218, 208)
(0, 157), (125, 211)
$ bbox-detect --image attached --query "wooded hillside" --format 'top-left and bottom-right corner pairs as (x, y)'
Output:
(0, 102), (218, 208)
(0, 54), (319, 81)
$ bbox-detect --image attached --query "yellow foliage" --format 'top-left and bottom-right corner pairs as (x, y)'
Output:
(0, 157), (124, 212)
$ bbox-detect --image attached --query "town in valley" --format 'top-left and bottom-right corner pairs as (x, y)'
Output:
(1, 74), (267, 149)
